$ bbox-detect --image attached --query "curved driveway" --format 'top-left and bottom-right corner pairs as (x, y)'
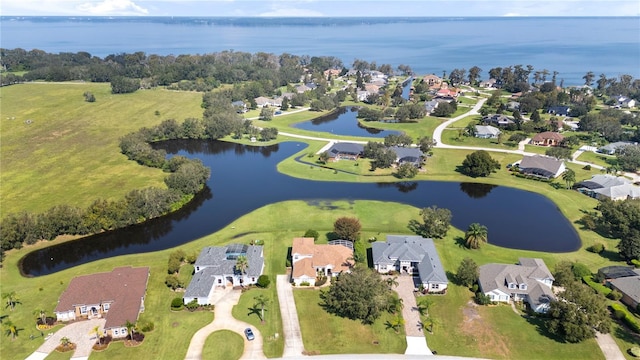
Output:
(184, 289), (266, 360)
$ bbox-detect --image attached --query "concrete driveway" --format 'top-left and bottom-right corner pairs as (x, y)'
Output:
(184, 288), (266, 360)
(25, 318), (106, 360)
(276, 274), (305, 357)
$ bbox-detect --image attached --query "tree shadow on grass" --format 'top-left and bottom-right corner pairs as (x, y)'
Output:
(599, 249), (623, 262)
(454, 236), (467, 249)
(522, 314), (569, 344)
(247, 305), (262, 322)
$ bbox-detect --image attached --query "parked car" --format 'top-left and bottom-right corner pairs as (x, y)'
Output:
(275, 110), (282, 115)
(244, 327), (255, 341)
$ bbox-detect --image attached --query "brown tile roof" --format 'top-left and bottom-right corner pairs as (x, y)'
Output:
(292, 238), (353, 279)
(54, 266), (149, 329)
(531, 131), (564, 142)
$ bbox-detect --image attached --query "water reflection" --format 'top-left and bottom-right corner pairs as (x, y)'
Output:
(20, 140), (581, 276)
(293, 107), (401, 137)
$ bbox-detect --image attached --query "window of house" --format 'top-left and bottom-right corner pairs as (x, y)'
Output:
(114, 329), (119, 336)
(196, 266), (200, 271)
(432, 284), (439, 289)
(508, 283), (516, 289)
(218, 279), (222, 284)
(103, 303), (110, 311)
(520, 284), (527, 290)
(80, 306), (87, 314)
(251, 277), (255, 282)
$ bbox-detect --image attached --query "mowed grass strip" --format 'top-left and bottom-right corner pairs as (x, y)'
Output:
(293, 289), (407, 355)
(203, 330), (244, 360)
(0, 83), (202, 214)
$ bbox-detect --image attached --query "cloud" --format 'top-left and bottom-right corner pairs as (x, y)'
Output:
(77, 0), (149, 15)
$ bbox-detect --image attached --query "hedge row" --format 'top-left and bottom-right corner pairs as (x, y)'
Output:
(582, 276), (612, 296)
(610, 303), (640, 334)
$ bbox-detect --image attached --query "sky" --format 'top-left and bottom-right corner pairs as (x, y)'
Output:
(1, 0), (639, 17)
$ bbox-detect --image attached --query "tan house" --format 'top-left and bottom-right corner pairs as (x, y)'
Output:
(54, 266), (150, 338)
(291, 237), (353, 286)
(530, 131), (564, 146)
(422, 74), (442, 87)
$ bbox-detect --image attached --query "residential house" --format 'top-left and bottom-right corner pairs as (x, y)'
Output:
(368, 70), (386, 79)
(478, 258), (555, 313)
(424, 100), (439, 115)
(435, 87), (458, 100)
(369, 78), (387, 87)
(254, 96), (278, 108)
(364, 83), (381, 95)
(599, 266), (640, 308)
(231, 100), (247, 113)
(475, 125), (501, 139)
(356, 90), (370, 102)
(372, 235), (448, 292)
(483, 114), (515, 127)
(390, 146), (424, 167)
(576, 175), (640, 201)
(598, 141), (636, 155)
(530, 131), (564, 146)
(323, 68), (342, 78)
(479, 78), (498, 88)
(326, 142), (365, 161)
(518, 155), (566, 179)
(613, 95), (636, 109)
(422, 74), (442, 87)
(184, 244), (264, 305)
(547, 106), (571, 116)
(291, 237), (353, 286)
(506, 101), (520, 111)
(54, 266), (150, 338)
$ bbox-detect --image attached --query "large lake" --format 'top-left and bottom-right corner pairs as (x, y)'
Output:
(20, 140), (581, 276)
(1, 17), (638, 86)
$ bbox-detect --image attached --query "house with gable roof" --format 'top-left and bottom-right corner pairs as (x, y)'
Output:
(576, 174), (640, 201)
(483, 114), (515, 127)
(389, 146), (424, 167)
(475, 125), (501, 139)
(184, 244), (264, 305)
(530, 131), (564, 147)
(325, 142), (365, 161)
(291, 237), (353, 286)
(478, 258), (555, 313)
(54, 266), (150, 338)
(372, 235), (448, 293)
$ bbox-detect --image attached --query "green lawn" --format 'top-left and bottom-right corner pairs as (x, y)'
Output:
(231, 288), (284, 357)
(293, 289), (406, 355)
(577, 151), (618, 169)
(0, 83), (203, 214)
(202, 330), (244, 360)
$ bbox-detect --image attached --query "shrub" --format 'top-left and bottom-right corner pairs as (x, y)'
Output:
(610, 303), (640, 333)
(315, 275), (328, 287)
(583, 164), (592, 170)
(631, 259), (640, 268)
(186, 299), (199, 311)
(256, 275), (271, 288)
(304, 229), (319, 241)
(587, 243), (605, 253)
(475, 292), (491, 305)
(300, 281), (311, 286)
(171, 297), (184, 310)
(471, 284), (479, 293)
(572, 262), (592, 278)
(165, 275), (181, 290)
(630, 346), (640, 357)
(140, 321), (155, 332)
(582, 276), (612, 296)
(614, 309), (626, 319)
(607, 290), (623, 301)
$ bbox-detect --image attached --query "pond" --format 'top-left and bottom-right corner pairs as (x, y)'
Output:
(20, 140), (581, 276)
(292, 106), (401, 138)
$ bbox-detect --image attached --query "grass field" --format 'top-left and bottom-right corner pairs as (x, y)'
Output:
(202, 330), (244, 360)
(293, 289), (407, 355)
(0, 83), (203, 214)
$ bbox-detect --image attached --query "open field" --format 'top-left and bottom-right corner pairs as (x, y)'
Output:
(0, 83), (203, 214)
(293, 289), (407, 355)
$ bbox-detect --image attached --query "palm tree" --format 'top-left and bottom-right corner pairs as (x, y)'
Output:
(3, 320), (21, 340)
(3, 292), (20, 311)
(388, 296), (404, 314)
(33, 309), (47, 325)
(385, 276), (399, 289)
(235, 255), (249, 285)
(386, 316), (405, 334)
(253, 295), (270, 323)
(425, 316), (440, 334)
(562, 169), (576, 189)
(90, 325), (104, 345)
(465, 223), (488, 249)
(416, 298), (433, 316)
(60, 336), (72, 348)
(125, 320), (136, 341)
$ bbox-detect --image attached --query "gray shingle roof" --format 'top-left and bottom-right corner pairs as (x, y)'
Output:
(475, 125), (501, 137)
(577, 175), (631, 190)
(328, 142), (365, 156)
(194, 244), (264, 277)
(478, 258), (555, 306)
(390, 146), (423, 164)
(609, 276), (640, 304)
(519, 155), (564, 178)
(372, 235), (448, 285)
(184, 267), (217, 298)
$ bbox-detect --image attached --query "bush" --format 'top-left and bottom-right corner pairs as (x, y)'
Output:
(475, 292), (491, 305)
(471, 284), (479, 293)
(315, 275), (328, 287)
(300, 281), (311, 286)
(256, 275), (271, 288)
(610, 303), (640, 333)
(587, 243), (605, 253)
(630, 346), (640, 357)
(582, 276), (612, 296)
(139, 321), (155, 332)
(583, 164), (592, 170)
(614, 309), (626, 319)
(171, 297), (184, 310)
(185, 299), (199, 311)
(165, 275), (181, 290)
(631, 259), (640, 268)
(572, 262), (592, 278)
(607, 290), (623, 301)
(304, 229), (319, 241)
